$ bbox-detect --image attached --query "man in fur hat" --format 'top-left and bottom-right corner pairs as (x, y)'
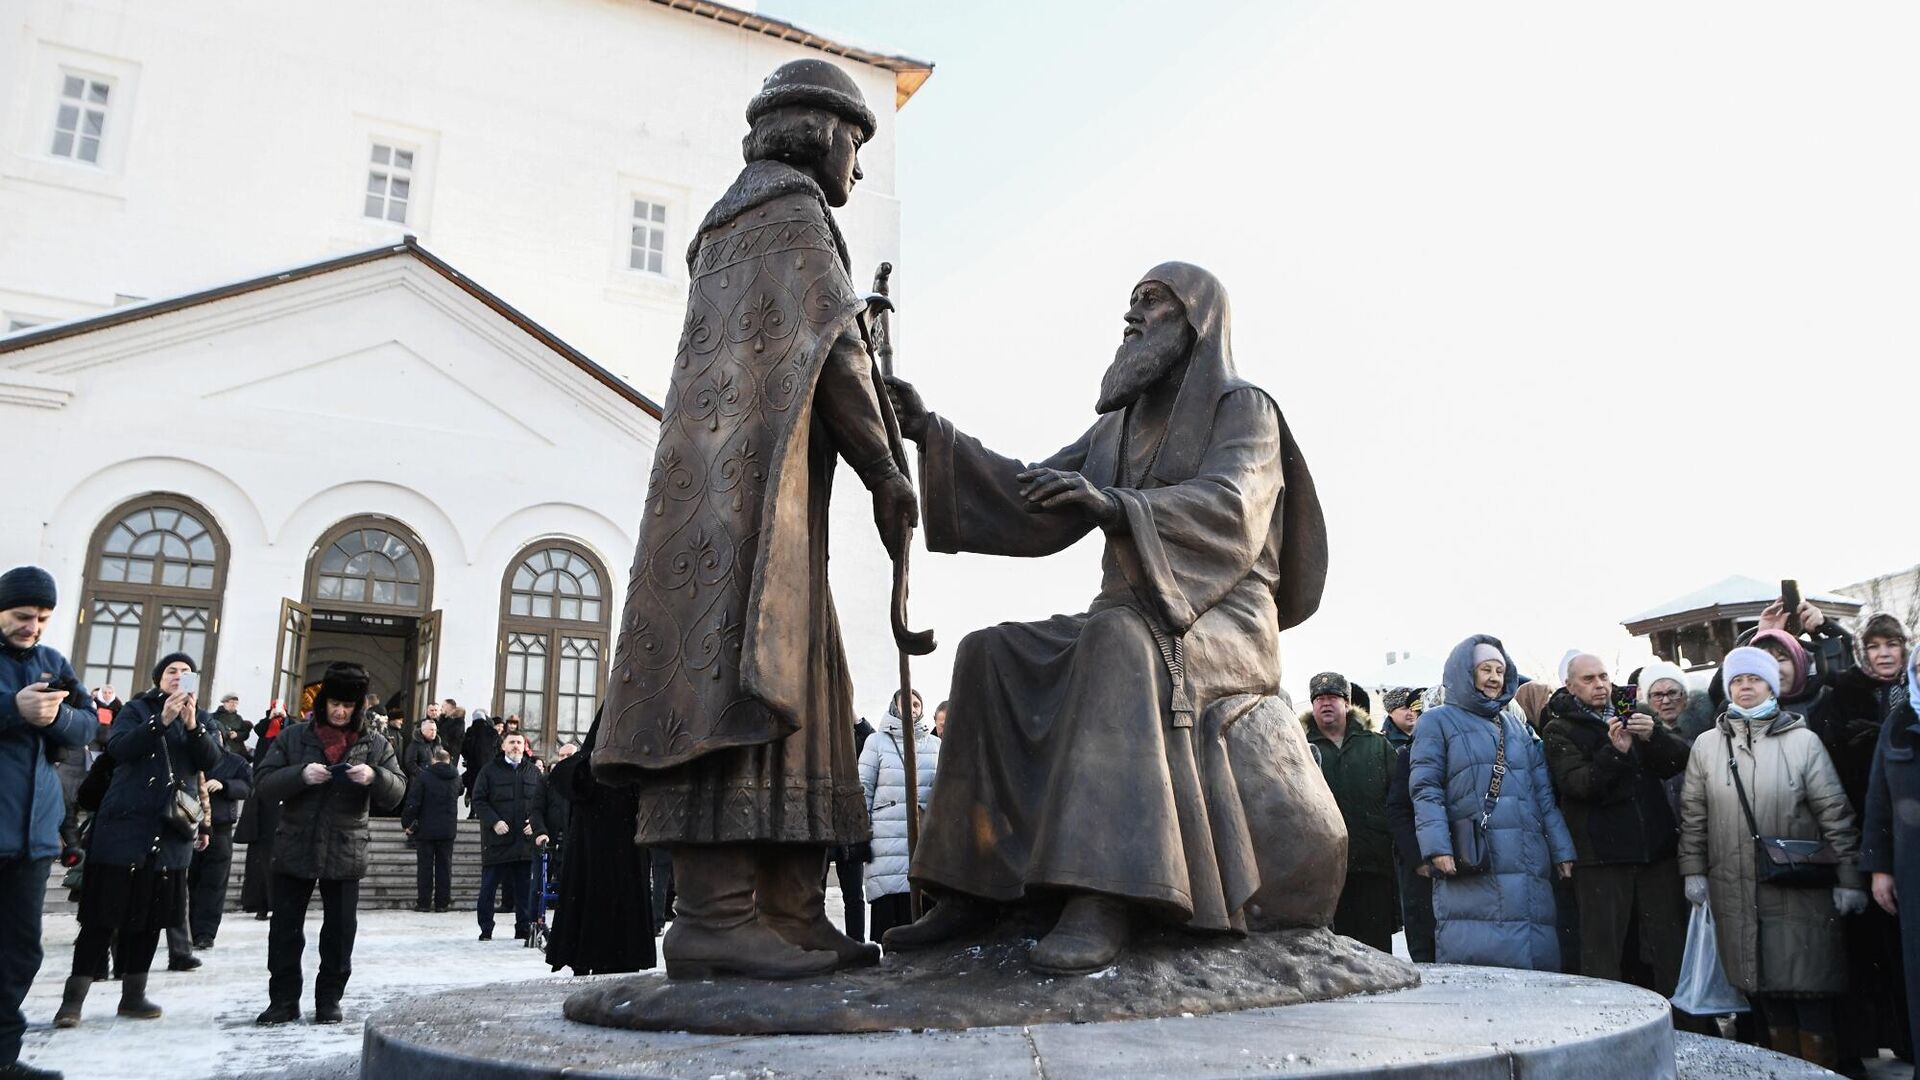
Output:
(882, 264), (1327, 972)
(592, 59), (917, 980)
(1303, 673), (1398, 952)
(252, 662), (405, 1025)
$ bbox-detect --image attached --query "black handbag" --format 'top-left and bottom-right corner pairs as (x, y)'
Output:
(1447, 716), (1507, 876)
(161, 726), (202, 841)
(1724, 731), (1839, 888)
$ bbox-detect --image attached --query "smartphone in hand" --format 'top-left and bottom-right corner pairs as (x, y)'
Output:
(178, 671), (199, 696)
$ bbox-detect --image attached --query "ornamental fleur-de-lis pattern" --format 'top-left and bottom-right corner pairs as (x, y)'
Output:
(603, 188), (858, 775)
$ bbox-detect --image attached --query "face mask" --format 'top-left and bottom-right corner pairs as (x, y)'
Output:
(1728, 698), (1780, 722)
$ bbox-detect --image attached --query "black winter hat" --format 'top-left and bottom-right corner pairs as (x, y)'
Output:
(1309, 672), (1350, 700)
(319, 662), (370, 709)
(0, 566), (57, 611)
(151, 651), (197, 687)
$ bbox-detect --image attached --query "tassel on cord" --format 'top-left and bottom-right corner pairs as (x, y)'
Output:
(1140, 609), (1195, 729)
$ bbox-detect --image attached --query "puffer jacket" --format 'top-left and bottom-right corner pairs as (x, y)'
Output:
(1411, 634), (1577, 972)
(1678, 708), (1861, 995)
(254, 712), (406, 881)
(90, 691), (222, 869)
(0, 642), (96, 860)
(859, 710), (938, 900)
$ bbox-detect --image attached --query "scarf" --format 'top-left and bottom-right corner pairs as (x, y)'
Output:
(315, 719), (356, 764)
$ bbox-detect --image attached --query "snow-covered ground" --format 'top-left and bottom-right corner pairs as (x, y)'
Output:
(16, 906), (664, 1079)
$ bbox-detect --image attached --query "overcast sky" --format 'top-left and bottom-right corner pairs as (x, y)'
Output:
(766, 0), (1920, 701)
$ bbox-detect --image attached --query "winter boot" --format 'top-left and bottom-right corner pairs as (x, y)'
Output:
(1798, 1031), (1841, 1072)
(314, 1000), (344, 1025)
(881, 891), (993, 951)
(660, 845), (837, 980)
(0, 1059), (65, 1079)
(116, 974), (162, 1020)
(1029, 892), (1133, 975)
(757, 845), (879, 970)
(52, 975), (91, 1028)
(254, 1001), (298, 1026)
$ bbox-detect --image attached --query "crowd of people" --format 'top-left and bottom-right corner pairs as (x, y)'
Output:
(8, 552), (1920, 1079)
(1307, 602), (1920, 1077)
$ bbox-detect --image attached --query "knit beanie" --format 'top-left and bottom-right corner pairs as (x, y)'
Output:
(1750, 630), (1810, 698)
(1721, 646), (1781, 699)
(1473, 643), (1504, 668)
(0, 566), (57, 611)
(1636, 661), (1690, 705)
(151, 651), (197, 687)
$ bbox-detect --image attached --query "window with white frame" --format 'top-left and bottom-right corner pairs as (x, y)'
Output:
(629, 199), (667, 274)
(364, 143), (415, 224)
(50, 73), (111, 164)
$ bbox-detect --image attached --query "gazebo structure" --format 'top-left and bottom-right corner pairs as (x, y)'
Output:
(1622, 574), (1863, 670)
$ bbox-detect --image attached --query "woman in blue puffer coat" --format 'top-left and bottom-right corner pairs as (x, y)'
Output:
(1411, 634), (1576, 971)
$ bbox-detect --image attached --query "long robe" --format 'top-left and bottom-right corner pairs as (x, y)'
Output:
(909, 262), (1326, 932)
(596, 161), (897, 846)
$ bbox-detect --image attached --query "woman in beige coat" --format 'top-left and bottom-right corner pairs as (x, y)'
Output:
(1679, 646), (1867, 1070)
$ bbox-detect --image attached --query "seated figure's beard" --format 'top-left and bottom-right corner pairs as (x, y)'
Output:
(1097, 327), (1190, 413)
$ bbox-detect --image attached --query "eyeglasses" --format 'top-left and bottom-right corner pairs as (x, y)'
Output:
(1649, 690), (1684, 702)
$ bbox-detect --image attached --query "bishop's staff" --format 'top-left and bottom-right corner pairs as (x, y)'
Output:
(861, 261), (936, 918)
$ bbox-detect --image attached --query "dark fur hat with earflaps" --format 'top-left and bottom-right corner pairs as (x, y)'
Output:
(318, 662), (370, 710)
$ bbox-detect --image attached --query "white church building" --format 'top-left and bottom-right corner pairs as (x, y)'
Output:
(0, 0), (932, 750)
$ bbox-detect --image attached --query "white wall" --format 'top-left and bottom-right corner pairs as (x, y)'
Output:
(0, 256), (653, 722)
(0, 0), (905, 403)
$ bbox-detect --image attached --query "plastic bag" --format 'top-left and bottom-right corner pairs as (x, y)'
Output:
(1670, 903), (1749, 1015)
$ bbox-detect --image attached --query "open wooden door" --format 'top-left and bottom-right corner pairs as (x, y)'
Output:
(270, 598), (312, 714)
(411, 609), (442, 724)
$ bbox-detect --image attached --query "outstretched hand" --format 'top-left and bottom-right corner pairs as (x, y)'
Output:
(1017, 468), (1120, 527)
(883, 376), (930, 442)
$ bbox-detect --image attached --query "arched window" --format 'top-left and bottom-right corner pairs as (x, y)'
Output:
(75, 494), (229, 695)
(496, 541), (610, 750)
(305, 518), (432, 613)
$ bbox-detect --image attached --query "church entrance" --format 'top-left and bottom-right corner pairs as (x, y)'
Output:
(270, 516), (441, 720)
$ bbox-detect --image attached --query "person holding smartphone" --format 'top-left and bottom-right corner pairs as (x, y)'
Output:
(1, 565), (99, 1080)
(251, 662), (406, 1026)
(54, 651), (220, 1029)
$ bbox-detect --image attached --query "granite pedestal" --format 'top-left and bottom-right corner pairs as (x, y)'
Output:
(362, 965), (1684, 1078)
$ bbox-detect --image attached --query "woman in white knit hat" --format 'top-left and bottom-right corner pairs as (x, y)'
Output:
(1677, 645), (1865, 1070)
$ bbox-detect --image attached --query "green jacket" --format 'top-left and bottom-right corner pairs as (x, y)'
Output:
(1308, 713), (1396, 877)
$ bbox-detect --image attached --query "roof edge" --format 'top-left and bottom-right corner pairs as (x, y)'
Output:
(0, 238), (664, 420)
(650, 0), (934, 108)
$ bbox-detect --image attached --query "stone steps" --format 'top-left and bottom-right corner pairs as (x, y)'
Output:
(45, 814), (520, 914)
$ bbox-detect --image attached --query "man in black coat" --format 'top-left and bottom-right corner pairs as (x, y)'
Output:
(401, 749), (460, 912)
(1541, 654), (1690, 993)
(402, 718), (446, 780)
(1382, 688), (1433, 963)
(460, 711), (500, 813)
(189, 746), (253, 949)
(472, 731), (548, 942)
(209, 693), (252, 758)
(251, 663), (406, 1026)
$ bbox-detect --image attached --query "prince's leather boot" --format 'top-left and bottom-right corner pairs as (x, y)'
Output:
(757, 845), (879, 970)
(1029, 892), (1133, 975)
(662, 845), (837, 980)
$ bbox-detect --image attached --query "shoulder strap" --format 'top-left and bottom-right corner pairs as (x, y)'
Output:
(1480, 717), (1509, 823)
(1723, 731), (1764, 841)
